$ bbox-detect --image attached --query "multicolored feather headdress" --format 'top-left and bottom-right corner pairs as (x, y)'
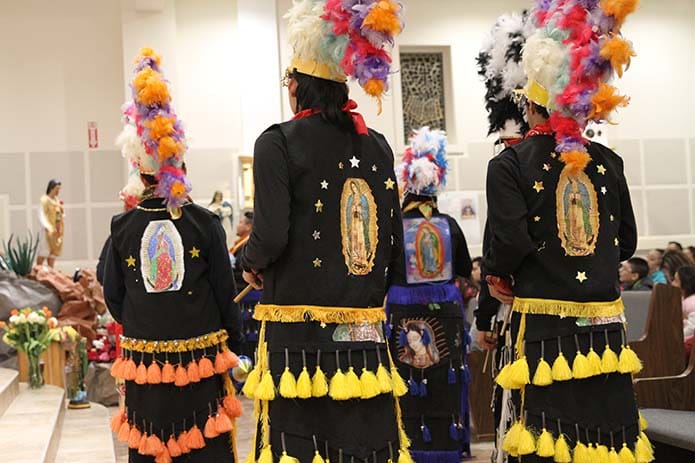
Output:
(399, 127), (448, 196)
(477, 11), (534, 140)
(286, 0), (404, 112)
(118, 48), (190, 211)
(522, 0), (637, 174)
(115, 102), (146, 211)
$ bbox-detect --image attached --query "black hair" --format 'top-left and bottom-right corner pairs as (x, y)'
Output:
(472, 257), (483, 266)
(291, 71), (355, 132)
(46, 179), (62, 195)
(626, 257), (649, 280)
(668, 241), (684, 251)
(241, 210), (254, 223)
(661, 250), (693, 282)
(531, 102), (550, 119)
(140, 173), (156, 187)
(677, 266), (695, 298)
(210, 191), (223, 205)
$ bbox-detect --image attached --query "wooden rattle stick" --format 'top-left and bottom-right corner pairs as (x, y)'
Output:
(234, 284), (254, 304)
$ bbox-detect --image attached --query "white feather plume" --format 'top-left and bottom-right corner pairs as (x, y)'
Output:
(407, 157), (441, 195)
(522, 31), (567, 107)
(285, 0), (325, 65)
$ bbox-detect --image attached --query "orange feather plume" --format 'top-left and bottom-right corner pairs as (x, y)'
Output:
(157, 136), (182, 162)
(137, 47), (162, 66)
(559, 151), (592, 176)
(600, 37), (635, 77)
(146, 116), (176, 141)
(363, 0), (402, 35)
(133, 68), (158, 93)
(138, 77), (171, 107)
(600, 0), (639, 29)
(590, 83), (630, 120)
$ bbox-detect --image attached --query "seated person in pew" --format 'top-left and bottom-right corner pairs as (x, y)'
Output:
(620, 257), (654, 292)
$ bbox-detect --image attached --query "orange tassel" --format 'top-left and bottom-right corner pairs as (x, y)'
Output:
(204, 415), (220, 439)
(154, 448), (172, 463)
(117, 421), (131, 443)
(146, 433), (163, 456)
(215, 351), (228, 374)
(123, 358), (137, 381)
(215, 407), (234, 433)
(187, 424), (206, 450)
(199, 357), (215, 378)
(187, 361), (201, 383)
(128, 426), (142, 449)
(110, 357), (124, 378)
(174, 364), (189, 387)
(147, 362), (162, 384)
(177, 430), (191, 454)
(559, 151), (592, 175)
(167, 434), (182, 457)
(600, 36), (636, 78)
(589, 83), (630, 121)
(223, 395), (243, 418)
(111, 408), (126, 433)
(162, 361), (175, 383)
(135, 362), (148, 385)
(138, 432), (149, 455)
(221, 349), (239, 369)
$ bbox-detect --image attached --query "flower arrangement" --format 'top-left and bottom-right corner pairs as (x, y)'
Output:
(1, 307), (59, 388)
(88, 318), (121, 363)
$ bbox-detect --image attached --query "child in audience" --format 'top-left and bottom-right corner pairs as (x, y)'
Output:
(661, 250), (693, 283)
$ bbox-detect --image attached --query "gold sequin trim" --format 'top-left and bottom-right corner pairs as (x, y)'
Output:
(254, 304), (386, 324)
(120, 329), (229, 353)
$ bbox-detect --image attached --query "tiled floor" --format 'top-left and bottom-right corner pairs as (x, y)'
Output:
(112, 398), (494, 462)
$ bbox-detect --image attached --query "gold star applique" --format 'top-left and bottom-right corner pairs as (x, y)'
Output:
(385, 178), (395, 190)
(597, 164), (607, 175)
(338, 162), (344, 170)
(550, 152), (557, 158)
(533, 181), (544, 193)
(314, 199), (324, 213)
(534, 216), (541, 222)
(543, 163), (551, 172)
(125, 256), (136, 267)
(576, 271), (588, 283)
(189, 247), (200, 258)
(614, 237), (619, 246)
(313, 258), (322, 268)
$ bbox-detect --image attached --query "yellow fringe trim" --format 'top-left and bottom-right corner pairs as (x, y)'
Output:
(512, 297), (624, 318)
(120, 329), (228, 353)
(254, 304), (386, 324)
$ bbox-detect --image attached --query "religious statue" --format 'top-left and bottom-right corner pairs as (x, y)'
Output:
(37, 179), (64, 268)
(208, 191), (234, 246)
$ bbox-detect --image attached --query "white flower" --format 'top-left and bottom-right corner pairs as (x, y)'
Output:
(15, 314), (27, 324)
(93, 339), (105, 350)
(48, 317), (58, 327)
(27, 312), (43, 324)
(9, 315), (19, 324)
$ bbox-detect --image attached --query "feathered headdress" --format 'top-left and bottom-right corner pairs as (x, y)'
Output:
(399, 127), (448, 196)
(117, 48), (190, 212)
(286, 0), (404, 112)
(477, 11), (534, 139)
(522, 0), (638, 174)
(115, 103), (146, 211)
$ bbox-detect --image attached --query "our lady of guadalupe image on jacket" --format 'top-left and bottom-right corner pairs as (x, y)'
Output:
(403, 216), (453, 284)
(557, 170), (600, 257)
(340, 178), (378, 276)
(140, 220), (185, 293)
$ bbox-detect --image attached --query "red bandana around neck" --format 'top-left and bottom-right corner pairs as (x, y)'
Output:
(293, 99), (368, 135)
(525, 121), (554, 139)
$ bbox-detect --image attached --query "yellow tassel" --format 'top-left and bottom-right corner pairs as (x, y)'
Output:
(572, 351), (592, 379)
(329, 368), (350, 400)
(258, 445), (273, 463)
(496, 363), (519, 390)
(554, 434), (572, 463)
(312, 450), (325, 463)
(619, 443), (636, 463)
(618, 345), (642, 374)
(279, 451), (299, 463)
(601, 344), (619, 373)
(279, 367), (298, 399)
(597, 444), (610, 463)
(502, 421), (523, 456)
(509, 356), (531, 387)
(609, 447), (622, 463)
(360, 368), (381, 399)
(518, 425), (536, 455)
(241, 366), (260, 398)
(587, 443), (599, 462)
(312, 365), (329, 398)
(345, 366), (362, 399)
(552, 352), (573, 381)
(254, 370), (276, 401)
(397, 448), (415, 463)
(376, 363), (393, 393)
(296, 366), (312, 399)
(634, 433), (654, 462)
(533, 358), (554, 386)
(574, 441), (590, 463)
(399, 426), (411, 451)
(587, 348), (603, 376)
(537, 428), (555, 457)
(639, 412), (648, 431)
(390, 366), (408, 397)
